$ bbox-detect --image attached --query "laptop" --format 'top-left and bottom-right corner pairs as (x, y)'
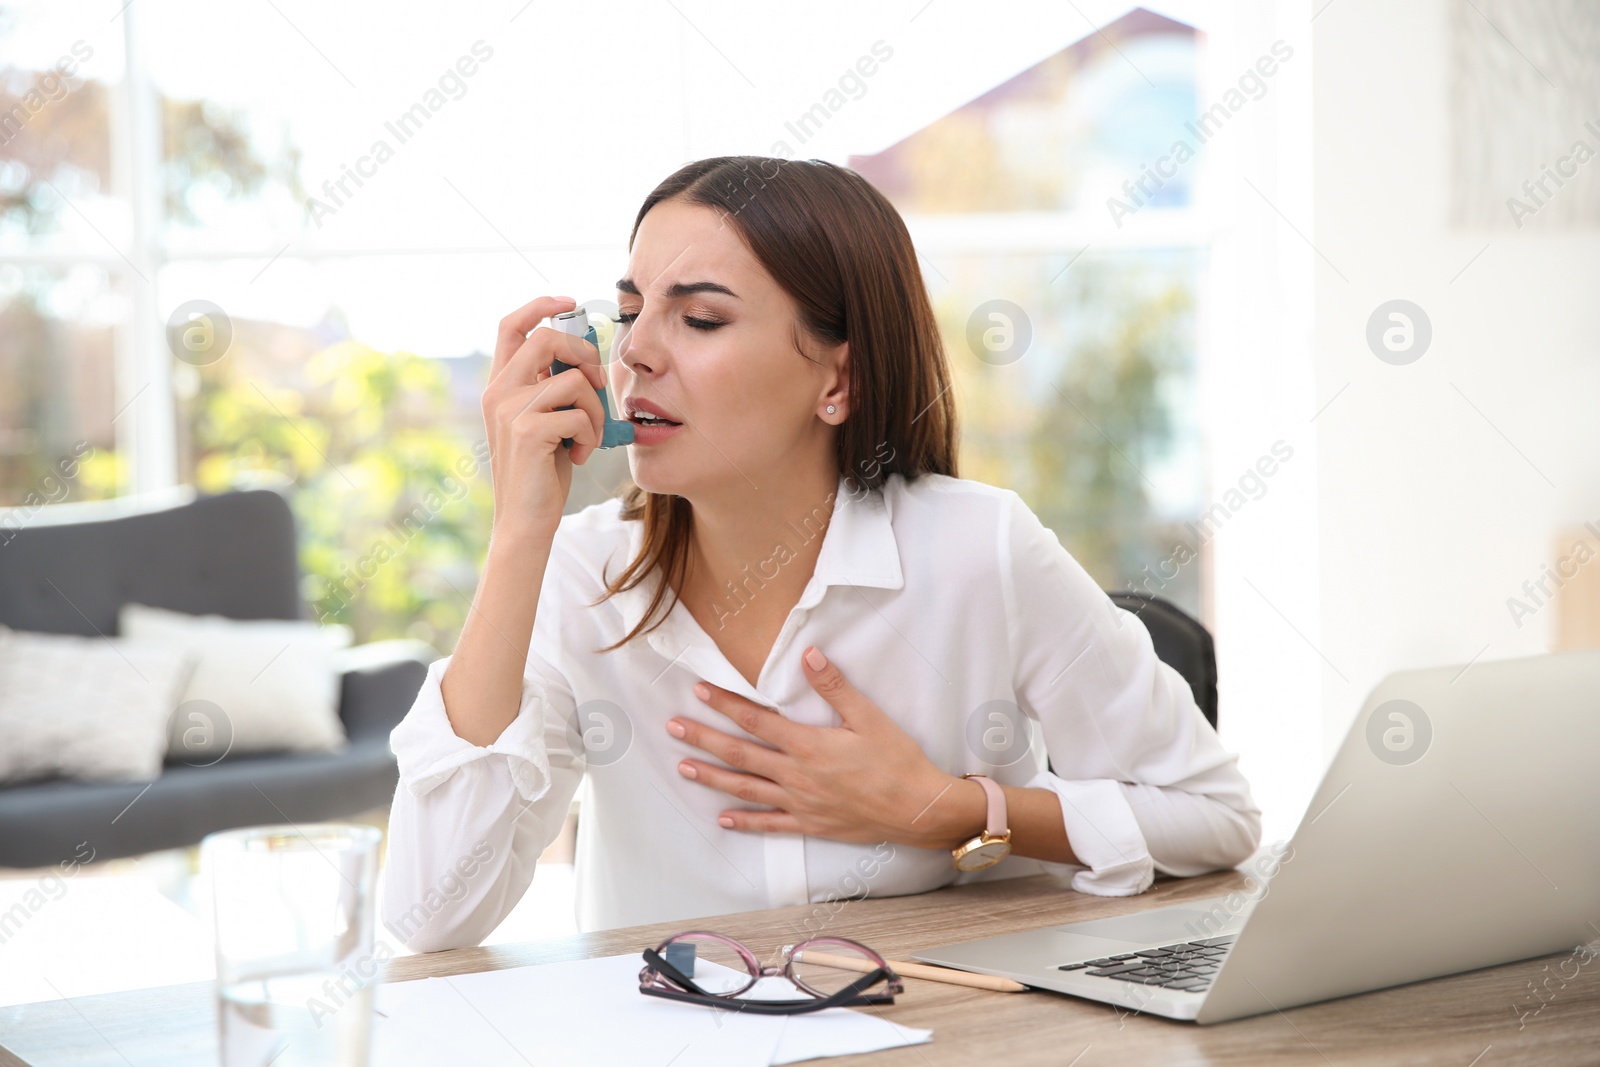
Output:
(911, 648), (1600, 1023)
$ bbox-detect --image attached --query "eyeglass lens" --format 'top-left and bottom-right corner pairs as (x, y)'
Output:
(789, 939), (886, 998)
(658, 933), (756, 995)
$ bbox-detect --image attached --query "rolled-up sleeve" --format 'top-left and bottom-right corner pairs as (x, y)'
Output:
(999, 491), (1262, 896)
(380, 545), (586, 953)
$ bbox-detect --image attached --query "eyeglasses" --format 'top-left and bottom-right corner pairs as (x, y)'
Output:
(638, 931), (903, 1016)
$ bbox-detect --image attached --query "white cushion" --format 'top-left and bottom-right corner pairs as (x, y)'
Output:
(118, 603), (353, 761)
(0, 625), (194, 784)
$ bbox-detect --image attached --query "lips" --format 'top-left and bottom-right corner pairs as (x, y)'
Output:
(625, 397), (682, 425)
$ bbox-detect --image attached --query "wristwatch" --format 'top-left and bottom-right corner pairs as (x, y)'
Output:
(950, 773), (1012, 871)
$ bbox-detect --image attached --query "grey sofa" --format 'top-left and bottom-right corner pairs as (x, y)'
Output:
(0, 487), (433, 869)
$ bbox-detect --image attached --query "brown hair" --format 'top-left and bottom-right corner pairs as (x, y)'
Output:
(591, 156), (959, 652)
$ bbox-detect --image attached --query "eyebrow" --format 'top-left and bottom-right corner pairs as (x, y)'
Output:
(615, 278), (739, 300)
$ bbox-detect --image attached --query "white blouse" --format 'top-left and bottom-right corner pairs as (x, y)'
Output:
(380, 472), (1261, 952)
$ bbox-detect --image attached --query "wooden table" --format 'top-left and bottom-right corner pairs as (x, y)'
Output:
(3, 870), (1596, 1066)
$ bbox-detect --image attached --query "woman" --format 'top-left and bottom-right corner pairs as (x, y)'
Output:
(380, 156), (1260, 952)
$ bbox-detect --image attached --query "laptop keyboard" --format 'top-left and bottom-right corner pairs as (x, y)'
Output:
(1056, 935), (1234, 993)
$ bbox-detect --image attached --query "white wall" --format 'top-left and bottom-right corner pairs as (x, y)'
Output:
(1311, 0), (1600, 761)
(1193, 1), (1321, 844)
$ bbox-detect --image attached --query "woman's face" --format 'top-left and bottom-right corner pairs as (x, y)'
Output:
(609, 198), (847, 502)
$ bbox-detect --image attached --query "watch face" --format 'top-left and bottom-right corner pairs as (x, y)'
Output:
(956, 840), (1011, 871)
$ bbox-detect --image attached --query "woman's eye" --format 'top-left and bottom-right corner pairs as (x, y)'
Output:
(615, 311), (724, 331)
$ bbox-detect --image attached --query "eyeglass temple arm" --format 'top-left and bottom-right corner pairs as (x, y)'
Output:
(822, 969), (895, 1003)
(642, 947), (713, 997)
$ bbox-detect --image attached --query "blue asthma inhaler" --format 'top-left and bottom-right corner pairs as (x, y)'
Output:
(548, 305), (635, 449)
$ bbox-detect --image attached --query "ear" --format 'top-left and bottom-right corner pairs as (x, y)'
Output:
(820, 340), (849, 420)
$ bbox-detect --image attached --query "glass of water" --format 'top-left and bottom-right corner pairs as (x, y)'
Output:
(203, 823), (384, 1067)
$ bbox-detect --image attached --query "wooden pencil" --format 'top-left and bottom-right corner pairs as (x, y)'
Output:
(792, 948), (1029, 993)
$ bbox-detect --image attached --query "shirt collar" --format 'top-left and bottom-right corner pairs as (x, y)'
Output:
(603, 473), (904, 697)
(805, 471), (905, 596)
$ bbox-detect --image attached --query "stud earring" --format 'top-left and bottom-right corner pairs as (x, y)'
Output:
(826, 405), (837, 414)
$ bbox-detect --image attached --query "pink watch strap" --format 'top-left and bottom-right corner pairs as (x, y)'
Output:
(962, 774), (1007, 836)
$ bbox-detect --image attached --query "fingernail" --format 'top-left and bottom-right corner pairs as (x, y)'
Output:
(666, 720), (686, 738)
(804, 646), (827, 672)
(693, 682), (712, 701)
(718, 816), (735, 828)
(678, 761), (697, 779)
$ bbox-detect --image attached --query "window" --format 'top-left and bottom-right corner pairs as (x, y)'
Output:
(851, 9), (1209, 619)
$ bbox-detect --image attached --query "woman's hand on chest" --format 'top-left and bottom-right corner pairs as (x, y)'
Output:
(665, 644), (973, 848)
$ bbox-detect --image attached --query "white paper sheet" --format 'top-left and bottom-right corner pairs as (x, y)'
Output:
(371, 953), (931, 1067)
